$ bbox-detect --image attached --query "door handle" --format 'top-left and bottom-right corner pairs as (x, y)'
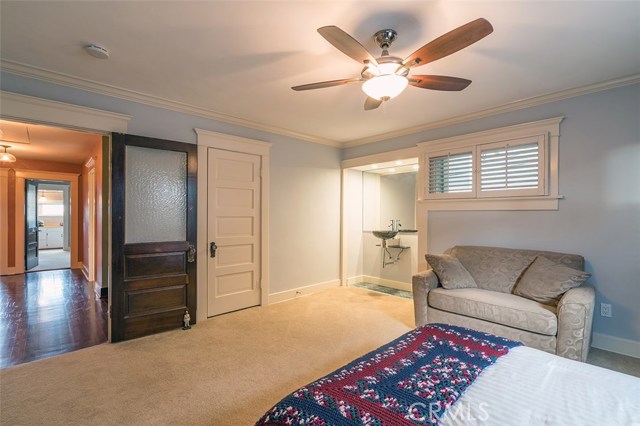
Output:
(210, 242), (218, 258)
(187, 244), (196, 263)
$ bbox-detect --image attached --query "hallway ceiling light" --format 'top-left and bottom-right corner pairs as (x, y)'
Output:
(0, 145), (16, 162)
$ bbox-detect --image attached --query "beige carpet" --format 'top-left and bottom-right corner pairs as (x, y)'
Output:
(2, 286), (638, 425)
(0, 287), (414, 426)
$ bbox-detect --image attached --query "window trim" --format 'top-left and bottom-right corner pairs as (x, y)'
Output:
(418, 117), (563, 210)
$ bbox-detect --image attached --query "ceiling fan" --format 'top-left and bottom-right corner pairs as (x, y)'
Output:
(292, 18), (493, 110)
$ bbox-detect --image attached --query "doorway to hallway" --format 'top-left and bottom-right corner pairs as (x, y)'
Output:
(26, 180), (72, 272)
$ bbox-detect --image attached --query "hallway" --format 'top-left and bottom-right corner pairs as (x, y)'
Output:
(0, 269), (108, 368)
(28, 248), (71, 272)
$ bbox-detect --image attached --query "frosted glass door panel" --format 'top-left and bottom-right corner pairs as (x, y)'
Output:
(125, 145), (187, 243)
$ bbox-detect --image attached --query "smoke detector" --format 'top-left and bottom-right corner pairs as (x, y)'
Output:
(84, 44), (110, 59)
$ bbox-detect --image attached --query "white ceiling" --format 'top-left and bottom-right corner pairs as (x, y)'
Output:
(1, 1), (639, 147)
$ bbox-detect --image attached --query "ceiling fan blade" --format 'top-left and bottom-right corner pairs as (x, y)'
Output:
(403, 18), (493, 68)
(318, 26), (378, 66)
(292, 77), (361, 91)
(408, 75), (472, 91)
(364, 97), (383, 111)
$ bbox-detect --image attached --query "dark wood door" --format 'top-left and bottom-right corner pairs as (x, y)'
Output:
(25, 180), (38, 270)
(111, 133), (197, 342)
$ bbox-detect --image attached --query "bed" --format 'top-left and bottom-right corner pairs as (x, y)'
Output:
(256, 324), (639, 425)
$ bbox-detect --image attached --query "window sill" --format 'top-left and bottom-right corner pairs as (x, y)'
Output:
(417, 195), (563, 211)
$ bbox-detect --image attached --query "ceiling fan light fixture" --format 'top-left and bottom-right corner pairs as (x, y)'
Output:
(0, 145), (16, 162)
(362, 74), (408, 100)
(376, 62), (402, 75)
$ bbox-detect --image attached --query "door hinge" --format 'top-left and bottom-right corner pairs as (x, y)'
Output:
(108, 305), (112, 318)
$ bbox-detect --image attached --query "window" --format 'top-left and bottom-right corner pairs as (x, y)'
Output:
(478, 136), (545, 197)
(427, 149), (473, 197)
(40, 204), (64, 216)
(425, 136), (546, 199)
(419, 117), (562, 209)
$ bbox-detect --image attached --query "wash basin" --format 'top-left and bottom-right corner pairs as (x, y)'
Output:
(372, 230), (398, 240)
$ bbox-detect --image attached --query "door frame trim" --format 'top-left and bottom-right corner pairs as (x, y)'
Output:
(0, 91), (131, 133)
(87, 165), (96, 282)
(195, 129), (271, 322)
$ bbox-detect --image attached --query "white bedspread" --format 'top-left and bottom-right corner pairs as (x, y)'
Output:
(439, 346), (640, 426)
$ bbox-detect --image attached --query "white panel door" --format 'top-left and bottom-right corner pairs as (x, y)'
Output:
(208, 148), (261, 316)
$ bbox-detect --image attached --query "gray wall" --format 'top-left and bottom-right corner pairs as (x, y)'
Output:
(3, 71), (638, 345)
(269, 138), (341, 293)
(1, 72), (342, 296)
(345, 84), (640, 345)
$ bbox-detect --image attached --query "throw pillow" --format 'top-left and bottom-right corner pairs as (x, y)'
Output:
(514, 255), (591, 306)
(425, 253), (477, 289)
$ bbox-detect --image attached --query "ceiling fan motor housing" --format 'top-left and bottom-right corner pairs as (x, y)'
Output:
(374, 29), (398, 50)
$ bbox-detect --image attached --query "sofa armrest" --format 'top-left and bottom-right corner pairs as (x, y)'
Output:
(556, 285), (595, 362)
(412, 270), (440, 327)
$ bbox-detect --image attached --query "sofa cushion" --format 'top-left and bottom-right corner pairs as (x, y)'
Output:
(428, 288), (558, 336)
(513, 255), (591, 306)
(425, 254), (477, 289)
(448, 246), (584, 294)
(448, 246), (535, 293)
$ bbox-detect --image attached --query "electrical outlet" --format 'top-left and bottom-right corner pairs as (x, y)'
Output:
(600, 303), (612, 317)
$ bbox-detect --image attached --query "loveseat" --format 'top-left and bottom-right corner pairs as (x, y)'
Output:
(412, 245), (595, 361)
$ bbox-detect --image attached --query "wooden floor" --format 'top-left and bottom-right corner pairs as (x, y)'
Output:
(0, 269), (108, 369)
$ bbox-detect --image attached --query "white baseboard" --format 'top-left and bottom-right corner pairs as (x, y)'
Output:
(591, 332), (640, 358)
(268, 279), (341, 305)
(346, 275), (364, 286)
(347, 275), (412, 292)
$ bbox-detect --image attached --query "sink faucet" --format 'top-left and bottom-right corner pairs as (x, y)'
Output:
(388, 219), (402, 232)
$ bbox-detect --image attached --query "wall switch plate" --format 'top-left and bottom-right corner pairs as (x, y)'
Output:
(600, 303), (612, 317)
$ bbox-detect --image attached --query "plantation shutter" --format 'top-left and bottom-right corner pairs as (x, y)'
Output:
(478, 137), (545, 197)
(426, 150), (473, 197)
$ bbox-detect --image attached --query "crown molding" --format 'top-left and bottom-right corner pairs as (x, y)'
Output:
(2, 60), (637, 150)
(343, 73), (640, 148)
(0, 60), (340, 148)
